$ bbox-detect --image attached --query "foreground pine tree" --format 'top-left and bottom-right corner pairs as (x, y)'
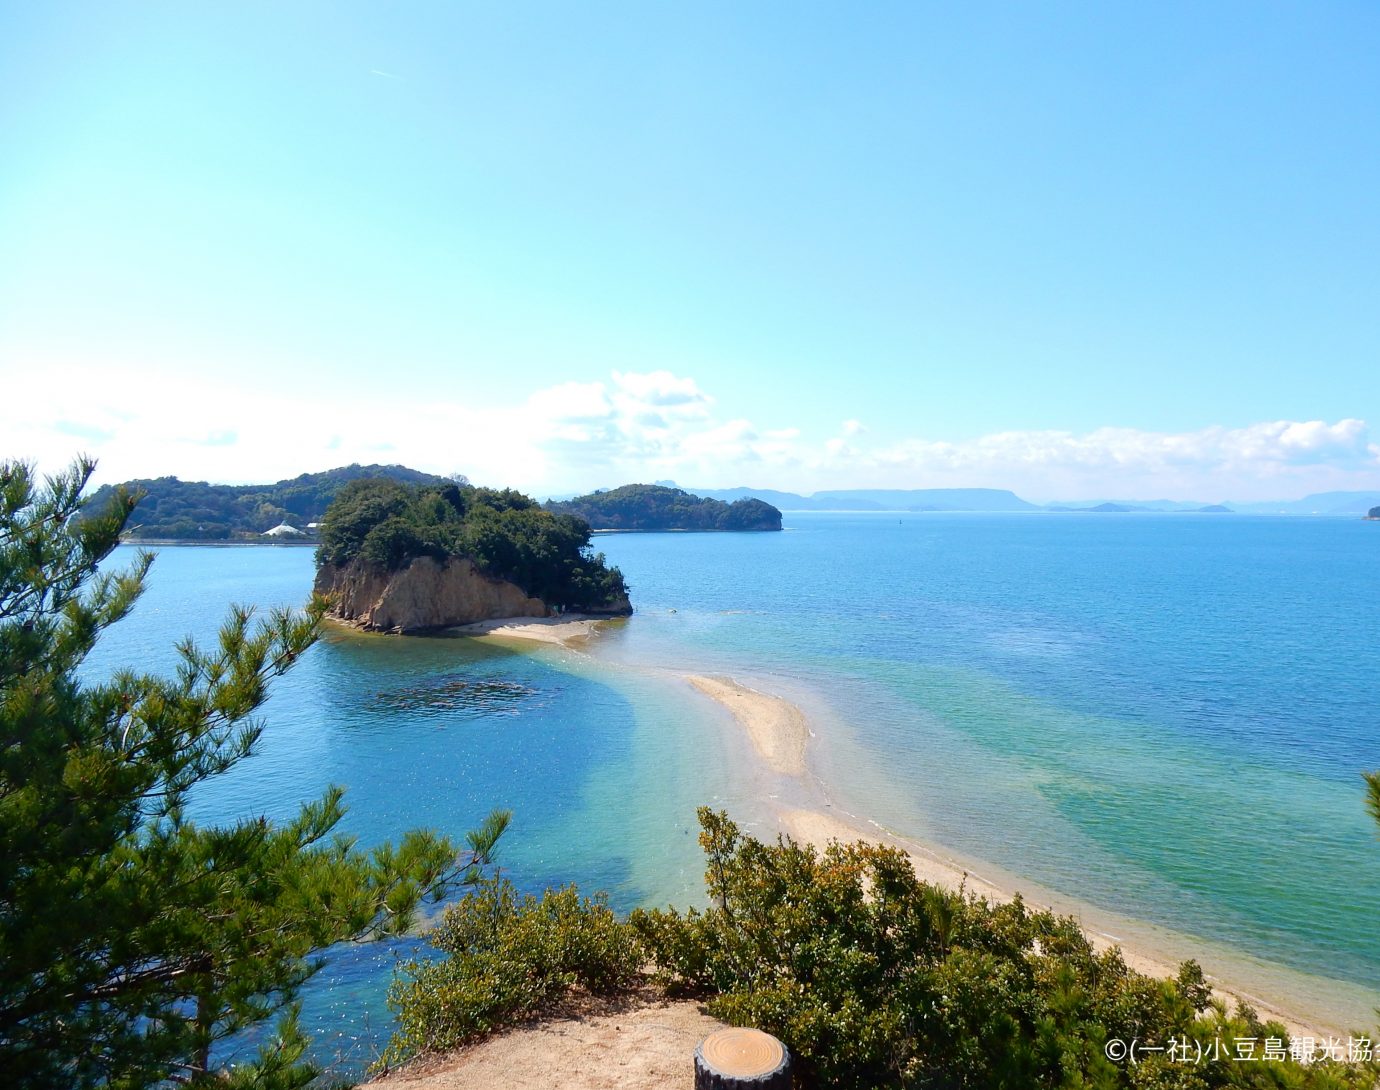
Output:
(0, 457), (508, 1088)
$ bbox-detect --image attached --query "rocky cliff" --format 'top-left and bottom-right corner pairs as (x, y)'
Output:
(315, 556), (630, 633)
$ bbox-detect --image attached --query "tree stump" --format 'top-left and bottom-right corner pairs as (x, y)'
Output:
(694, 1027), (792, 1089)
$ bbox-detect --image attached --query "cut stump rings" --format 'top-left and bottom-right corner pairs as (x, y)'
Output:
(693, 1027), (792, 1089)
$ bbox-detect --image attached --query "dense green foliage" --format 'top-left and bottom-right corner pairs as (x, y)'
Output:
(316, 478), (630, 612)
(631, 810), (1377, 1089)
(0, 457), (509, 1088)
(82, 464), (447, 540)
(388, 807), (1376, 1089)
(382, 879), (641, 1068)
(546, 484), (782, 531)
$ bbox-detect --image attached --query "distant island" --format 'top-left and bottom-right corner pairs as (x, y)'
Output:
(1367, 506), (1380, 520)
(314, 478), (630, 633)
(84, 464), (446, 540)
(545, 484), (782, 531)
(83, 466), (1380, 535)
(678, 485), (1037, 513)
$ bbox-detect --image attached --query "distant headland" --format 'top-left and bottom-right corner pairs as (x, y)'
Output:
(84, 464), (448, 542)
(80, 466), (1380, 538)
(545, 484), (782, 532)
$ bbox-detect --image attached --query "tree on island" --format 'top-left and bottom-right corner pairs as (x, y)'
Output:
(545, 484), (783, 531)
(316, 478), (630, 612)
(0, 457), (509, 1088)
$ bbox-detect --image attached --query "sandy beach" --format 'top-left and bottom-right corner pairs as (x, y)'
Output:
(455, 614), (1352, 1039)
(684, 675), (809, 777)
(450, 614), (614, 647)
(373, 638), (1341, 1090)
(680, 673), (1339, 1041)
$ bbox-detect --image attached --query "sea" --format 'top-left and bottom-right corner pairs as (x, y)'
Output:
(85, 512), (1380, 1076)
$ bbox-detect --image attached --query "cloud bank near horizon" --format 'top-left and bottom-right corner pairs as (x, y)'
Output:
(3, 366), (1376, 503)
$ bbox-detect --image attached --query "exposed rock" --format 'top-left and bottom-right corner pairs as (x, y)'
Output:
(316, 556), (553, 633)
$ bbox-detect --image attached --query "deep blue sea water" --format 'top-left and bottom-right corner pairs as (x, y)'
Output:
(87, 513), (1380, 1074)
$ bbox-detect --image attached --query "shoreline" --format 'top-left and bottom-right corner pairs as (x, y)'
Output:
(448, 614), (619, 647)
(457, 616), (1364, 1038)
(680, 676), (1356, 1040)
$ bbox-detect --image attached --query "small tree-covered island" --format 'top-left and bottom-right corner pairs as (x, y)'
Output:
(546, 483), (782, 531)
(314, 478), (631, 633)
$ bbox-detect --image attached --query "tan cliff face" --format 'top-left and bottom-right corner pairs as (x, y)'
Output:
(315, 556), (553, 633)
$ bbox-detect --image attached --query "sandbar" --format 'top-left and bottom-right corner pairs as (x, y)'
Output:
(464, 631), (1357, 1039)
(682, 673), (1345, 1038)
(450, 614), (612, 648)
(685, 675), (809, 777)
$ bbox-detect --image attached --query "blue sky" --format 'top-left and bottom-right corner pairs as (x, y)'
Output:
(2, 2), (1377, 500)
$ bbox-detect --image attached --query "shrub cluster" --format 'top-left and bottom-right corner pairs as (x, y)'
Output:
(316, 479), (628, 611)
(632, 810), (1379, 1090)
(386, 810), (1379, 1089)
(546, 484), (782, 531)
(382, 879), (641, 1067)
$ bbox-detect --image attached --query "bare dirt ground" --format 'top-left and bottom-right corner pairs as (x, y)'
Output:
(368, 988), (725, 1090)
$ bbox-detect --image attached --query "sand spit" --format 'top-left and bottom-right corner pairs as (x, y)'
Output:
(431, 626), (1347, 1046)
(683, 680), (1336, 1039)
(370, 989), (724, 1090)
(450, 614), (613, 648)
(685, 675), (809, 777)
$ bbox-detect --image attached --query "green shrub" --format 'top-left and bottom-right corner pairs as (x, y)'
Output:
(359, 515), (430, 570)
(316, 479), (629, 611)
(630, 809), (1380, 1090)
(382, 810), (1379, 1089)
(382, 878), (642, 1068)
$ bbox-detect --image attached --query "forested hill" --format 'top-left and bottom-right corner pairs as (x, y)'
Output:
(545, 484), (782, 531)
(83, 464), (447, 540)
(316, 478), (629, 614)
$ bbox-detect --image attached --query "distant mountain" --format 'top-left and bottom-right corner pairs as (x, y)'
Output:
(686, 486), (1038, 512)
(1044, 498), (1208, 512)
(546, 484), (781, 531)
(1198, 504), (1234, 514)
(84, 464), (449, 541)
(1046, 502), (1150, 513)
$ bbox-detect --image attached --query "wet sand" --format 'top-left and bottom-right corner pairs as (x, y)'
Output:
(450, 614), (614, 647)
(684, 676), (809, 777)
(682, 673), (1344, 1040)
(452, 614), (1358, 1038)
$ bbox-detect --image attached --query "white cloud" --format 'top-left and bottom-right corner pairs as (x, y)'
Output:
(2, 361), (1374, 502)
(609, 370), (712, 412)
(860, 419), (1378, 499)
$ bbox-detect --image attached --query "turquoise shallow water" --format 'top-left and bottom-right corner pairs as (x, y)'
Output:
(592, 514), (1380, 1012)
(85, 545), (739, 1072)
(85, 514), (1380, 1072)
